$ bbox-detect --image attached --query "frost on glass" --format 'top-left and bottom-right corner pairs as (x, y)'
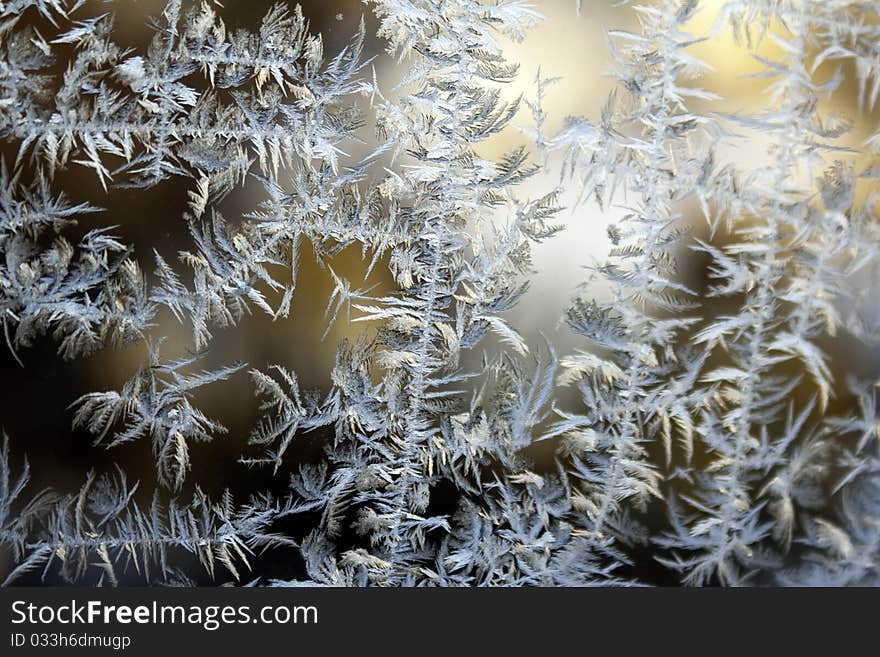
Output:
(0, 0), (879, 586)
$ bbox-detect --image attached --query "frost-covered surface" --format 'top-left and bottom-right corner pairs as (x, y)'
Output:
(0, 0), (879, 586)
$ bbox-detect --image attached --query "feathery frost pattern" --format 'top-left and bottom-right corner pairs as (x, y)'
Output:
(0, 0), (878, 586)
